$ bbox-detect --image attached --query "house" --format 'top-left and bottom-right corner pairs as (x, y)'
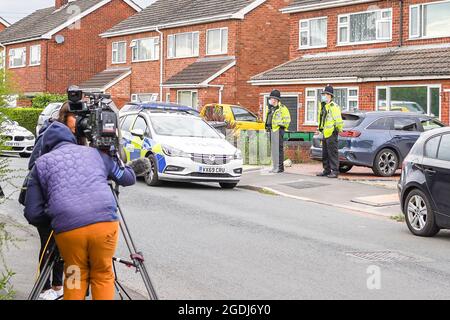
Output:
(250, 0), (450, 132)
(0, 17), (10, 32)
(81, 0), (292, 109)
(0, 0), (141, 98)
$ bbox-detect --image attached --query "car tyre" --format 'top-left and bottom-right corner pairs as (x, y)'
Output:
(339, 164), (353, 174)
(219, 182), (238, 189)
(372, 148), (399, 177)
(19, 153), (31, 158)
(404, 189), (439, 237)
(145, 154), (162, 186)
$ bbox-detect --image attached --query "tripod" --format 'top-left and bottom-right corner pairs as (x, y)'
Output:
(28, 183), (159, 300)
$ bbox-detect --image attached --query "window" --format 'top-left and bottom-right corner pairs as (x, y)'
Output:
(368, 117), (393, 130)
(121, 115), (137, 131)
(131, 93), (158, 103)
(420, 118), (444, 132)
(338, 9), (392, 44)
(231, 106), (258, 122)
(165, 93), (170, 103)
(112, 41), (126, 64)
(207, 28), (228, 55)
(425, 135), (441, 158)
(131, 38), (159, 62)
(29, 45), (41, 66)
(177, 90), (198, 109)
(8, 47), (26, 68)
(299, 17), (327, 48)
(168, 32), (199, 58)
(305, 87), (359, 124)
(410, 1), (450, 39)
(132, 116), (150, 136)
(376, 86), (440, 117)
(393, 117), (419, 131)
(438, 134), (450, 161)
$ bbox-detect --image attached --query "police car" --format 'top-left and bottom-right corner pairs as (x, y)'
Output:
(119, 102), (243, 188)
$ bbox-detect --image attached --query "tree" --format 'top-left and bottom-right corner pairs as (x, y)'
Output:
(0, 69), (17, 108)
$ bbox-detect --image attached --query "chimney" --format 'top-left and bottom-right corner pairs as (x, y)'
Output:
(55, 0), (69, 9)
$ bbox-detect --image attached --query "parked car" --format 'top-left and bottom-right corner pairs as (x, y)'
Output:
(399, 127), (450, 237)
(200, 104), (265, 132)
(0, 113), (35, 158)
(310, 112), (445, 176)
(119, 104), (243, 189)
(36, 102), (63, 136)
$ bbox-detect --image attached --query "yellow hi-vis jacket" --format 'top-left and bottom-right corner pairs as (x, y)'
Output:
(266, 102), (291, 132)
(318, 101), (344, 139)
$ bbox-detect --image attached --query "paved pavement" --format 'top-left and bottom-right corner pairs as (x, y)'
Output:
(3, 157), (450, 299)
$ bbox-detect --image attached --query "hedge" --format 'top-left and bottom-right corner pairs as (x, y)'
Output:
(0, 108), (43, 135)
(32, 93), (67, 109)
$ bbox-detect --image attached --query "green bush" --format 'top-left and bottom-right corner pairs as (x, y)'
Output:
(32, 93), (66, 109)
(0, 108), (43, 135)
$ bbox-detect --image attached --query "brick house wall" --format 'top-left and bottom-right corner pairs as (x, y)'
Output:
(5, 0), (137, 95)
(105, 0), (292, 110)
(253, 0), (450, 132)
(0, 23), (6, 32)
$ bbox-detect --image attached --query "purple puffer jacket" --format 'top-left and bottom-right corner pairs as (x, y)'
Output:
(24, 122), (136, 234)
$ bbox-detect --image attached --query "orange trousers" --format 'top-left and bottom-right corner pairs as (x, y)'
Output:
(54, 221), (119, 300)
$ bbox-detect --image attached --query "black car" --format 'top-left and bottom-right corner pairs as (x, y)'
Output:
(399, 127), (450, 237)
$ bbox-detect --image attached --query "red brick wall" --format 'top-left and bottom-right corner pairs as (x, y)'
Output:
(6, 40), (47, 94)
(5, 0), (137, 94)
(106, 75), (131, 108)
(0, 23), (6, 32)
(257, 79), (450, 132)
(288, 0), (450, 59)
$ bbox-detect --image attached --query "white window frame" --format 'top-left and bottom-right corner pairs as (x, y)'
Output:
(375, 84), (442, 119)
(168, 31), (200, 59)
(29, 45), (41, 66)
(206, 27), (228, 55)
(304, 87), (359, 125)
(131, 93), (159, 103)
(8, 47), (26, 68)
(165, 92), (171, 103)
(112, 41), (127, 64)
(338, 8), (393, 45)
(131, 37), (160, 63)
(177, 90), (198, 109)
(409, 0), (450, 40)
(299, 16), (328, 49)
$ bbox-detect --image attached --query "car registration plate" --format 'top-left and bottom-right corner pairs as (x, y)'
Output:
(199, 167), (226, 174)
(4, 142), (20, 147)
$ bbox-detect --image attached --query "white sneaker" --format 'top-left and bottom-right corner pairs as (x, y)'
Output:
(39, 289), (58, 300)
(54, 288), (64, 299)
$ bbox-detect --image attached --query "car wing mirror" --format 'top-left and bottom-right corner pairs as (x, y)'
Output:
(131, 128), (145, 138)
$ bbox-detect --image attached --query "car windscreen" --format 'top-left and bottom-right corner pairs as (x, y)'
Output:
(420, 118), (445, 132)
(150, 116), (220, 138)
(231, 106), (258, 122)
(342, 114), (363, 129)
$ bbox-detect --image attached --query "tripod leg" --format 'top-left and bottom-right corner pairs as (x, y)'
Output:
(28, 243), (59, 300)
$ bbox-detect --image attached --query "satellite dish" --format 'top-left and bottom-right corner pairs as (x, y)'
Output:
(55, 35), (65, 44)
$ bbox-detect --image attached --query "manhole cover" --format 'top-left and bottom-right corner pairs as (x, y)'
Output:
(345, 251), (425, 263)
(281, 181), (329, 189)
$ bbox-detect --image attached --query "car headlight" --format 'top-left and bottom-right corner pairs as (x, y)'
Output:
(234, 150), (242, 160)
(162, 145), (190, 158)
(25, 135), (35, 141)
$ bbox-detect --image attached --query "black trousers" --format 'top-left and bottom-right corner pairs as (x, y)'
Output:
(37, 226), (64, 290)
(322, 131), (339, 174)
(270, 129), (285, 171)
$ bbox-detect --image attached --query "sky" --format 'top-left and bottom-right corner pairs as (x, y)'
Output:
(0, 0), (155, 23)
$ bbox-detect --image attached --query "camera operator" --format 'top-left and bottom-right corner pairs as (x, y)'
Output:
(23, 119), (136, 300)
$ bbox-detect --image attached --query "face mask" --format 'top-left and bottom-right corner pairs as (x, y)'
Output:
(321, 95), (328, 103)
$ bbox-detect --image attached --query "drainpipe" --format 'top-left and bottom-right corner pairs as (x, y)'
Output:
(155, 27), (164, 102)
(0, 42), (6, 83)
(206, 84), (224, 104)
(399, 0), (404, 47)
